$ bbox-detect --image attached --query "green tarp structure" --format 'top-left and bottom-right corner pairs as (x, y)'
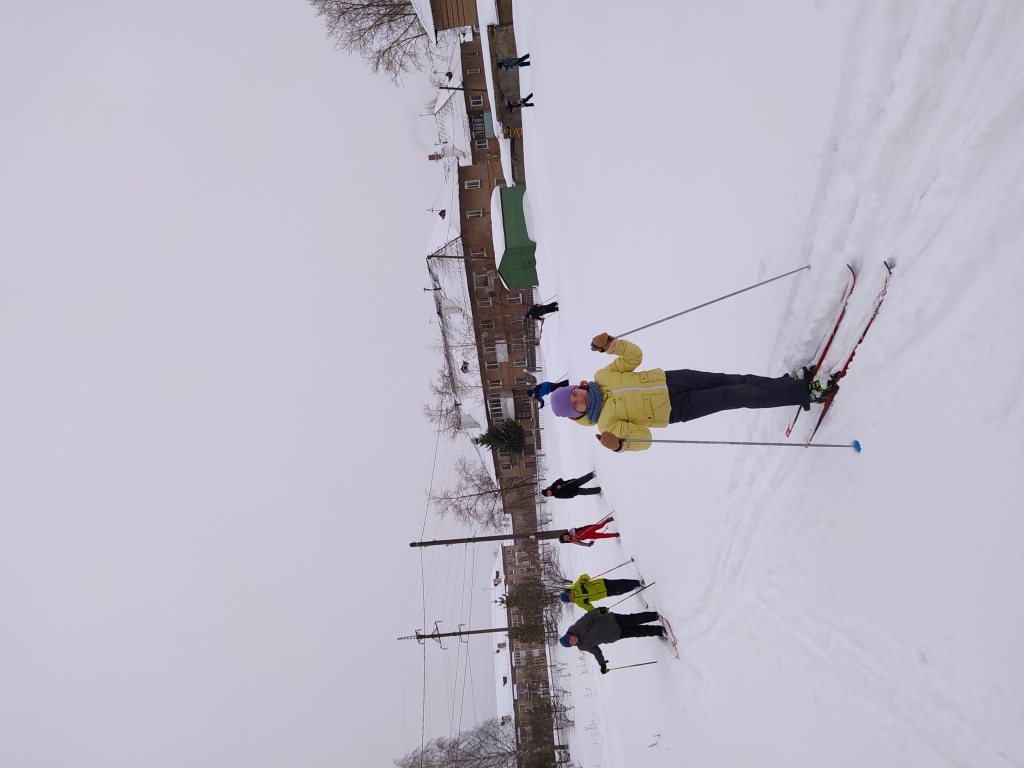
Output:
(496, 186), (538, 289)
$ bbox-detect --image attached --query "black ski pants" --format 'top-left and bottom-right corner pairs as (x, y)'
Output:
(602, 579), (642, 597)
(563, 472), (600, 496)
(614, 611), (664, 639)
(666, 369), (808, 423)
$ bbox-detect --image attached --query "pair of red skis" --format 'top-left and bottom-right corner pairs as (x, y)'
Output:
(786, 262), (893, 444)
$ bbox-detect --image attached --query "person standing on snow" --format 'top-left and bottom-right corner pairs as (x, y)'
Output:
(558, 516), (618, 547)
(549, 334), (824, 453)
(497, 53), (530, 69)
(559, 609), (665, 673)
(543, 472), (601, 498)
(561, 573), (642, 612)
(506, 93), (535, 111)
(526, 301), (558, 320)
(527, 378), (569, 408)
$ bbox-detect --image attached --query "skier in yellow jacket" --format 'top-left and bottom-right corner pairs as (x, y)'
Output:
(561, 573), (643, 612)
(549, 334), (817, 452)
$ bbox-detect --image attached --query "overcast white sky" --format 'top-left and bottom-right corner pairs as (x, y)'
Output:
(0, 3), (500, 766)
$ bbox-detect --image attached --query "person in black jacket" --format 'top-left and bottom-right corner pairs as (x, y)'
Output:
(526, 301), (558, 320)
(506, 93), (535, 111)
(543, 471), (601, 498)
(558, 609), (664, 673)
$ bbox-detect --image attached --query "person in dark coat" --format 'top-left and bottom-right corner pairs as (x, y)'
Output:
(559, 609), (664, 673)
(543, 471), (601, 498)
(506, 93), (535, 111)
(497, 54), (530, 69)
(526, 301), (558, 320)
(527, 379), (569, 408)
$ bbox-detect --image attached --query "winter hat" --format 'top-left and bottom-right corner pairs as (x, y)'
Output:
(558, 632), (574, 647)
(550, 386), (581, 419)
(559, 591), (572, 603)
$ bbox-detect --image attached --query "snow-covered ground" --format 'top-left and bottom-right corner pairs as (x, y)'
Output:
(516, 1), (1024, 766)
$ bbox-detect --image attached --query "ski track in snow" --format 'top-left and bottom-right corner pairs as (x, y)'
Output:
(522, 1), (1024, 765)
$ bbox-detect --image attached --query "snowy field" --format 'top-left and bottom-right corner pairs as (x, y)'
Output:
(517, 2), (1024, 766)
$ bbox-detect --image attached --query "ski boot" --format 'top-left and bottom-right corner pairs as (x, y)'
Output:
(807, 377), (836, 404)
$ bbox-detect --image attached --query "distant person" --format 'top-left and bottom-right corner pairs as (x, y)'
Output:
(543, 472), (601, 498)
(527, 379), (569, 408)
(526, 301), (558, 321)
(559, 516), (618, 547)
(506, 93), (535, 111)
(559, 609), (665, 673)
(498, 54), (530, 69)
(561, 574), (642, 612)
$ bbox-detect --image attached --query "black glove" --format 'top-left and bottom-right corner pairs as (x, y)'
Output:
(600, 665), (609, 675)
(597, 606), (609, 614)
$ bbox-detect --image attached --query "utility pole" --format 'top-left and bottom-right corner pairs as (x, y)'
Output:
(397, 622), (511, 642)
(410, 530), (568, 548)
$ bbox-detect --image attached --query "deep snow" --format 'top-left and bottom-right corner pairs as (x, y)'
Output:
(516, 1), (1024, 766)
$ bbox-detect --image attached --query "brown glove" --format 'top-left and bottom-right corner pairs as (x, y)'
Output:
(591, 332), (615, 352)
(598, 431), (625, 451)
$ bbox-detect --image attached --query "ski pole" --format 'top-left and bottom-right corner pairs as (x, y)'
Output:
(607, 581), (655, 610)
(606, 660), (658, 672)
(592, 558), (634, 579)
(630, 438), (862, 452)
(606, 265), (811, 340)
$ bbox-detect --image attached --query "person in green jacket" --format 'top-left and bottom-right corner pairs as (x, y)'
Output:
(549, 334), (818, 452)
(561, 573), (643, 611)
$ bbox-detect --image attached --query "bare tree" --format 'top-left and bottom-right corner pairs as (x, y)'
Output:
(309, 0), (443, 82)
(422, 365), (471, 439)
(394, 717), (557, 767)
(429, 456), (536, 530)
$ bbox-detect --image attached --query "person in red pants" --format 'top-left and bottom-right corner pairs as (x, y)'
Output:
(558, 516), (618, 547)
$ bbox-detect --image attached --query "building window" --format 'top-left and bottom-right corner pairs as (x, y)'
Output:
(470, 95), (484, 107)
(469, 249), (486, 258)
(514, 357), (527, 367)
(489, 379), (502, 390)
(478, 297), (492, 307)
(509, 316), (524, 326)
(468, 67), (480, 74)
(525, 461), (536, 469)
(464, 179), (481, 189)
(473, 273), (489, 289)
(494, 178), (505, 187)
(474, 138), (489, 149)
(507, 293), (522, 304)
(500, 463), (512, 472)
(466, 50), (479, 57)
(515, 377), (529, 386)
(480, 319), (495, 330)
(467, 210), (484, 218)
(485, 361), (499, 371)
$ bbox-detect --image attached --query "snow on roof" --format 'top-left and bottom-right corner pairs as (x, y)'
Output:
(491, 551), (515, 718)
(433, 78), (473, 168)
(473, 6), (517, 185)
(409, 0), (436, 41)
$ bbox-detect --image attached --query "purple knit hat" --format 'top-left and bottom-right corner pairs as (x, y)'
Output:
(550, 386), (580, 418)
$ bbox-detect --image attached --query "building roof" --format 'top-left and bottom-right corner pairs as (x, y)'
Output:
(409, 0), (436, 41)
(493, 186), (538, 288)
